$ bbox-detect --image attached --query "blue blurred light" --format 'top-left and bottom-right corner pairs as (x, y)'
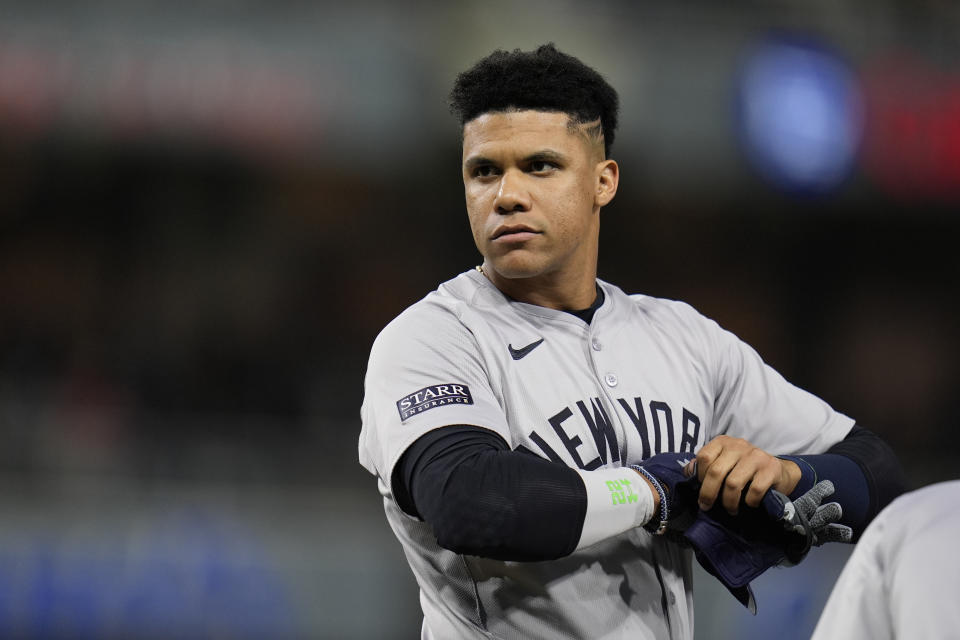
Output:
(0, 510), (294, 639)
(737, 36), (863, 195)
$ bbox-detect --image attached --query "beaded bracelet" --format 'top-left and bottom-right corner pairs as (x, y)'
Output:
(631, 465), (669, 535)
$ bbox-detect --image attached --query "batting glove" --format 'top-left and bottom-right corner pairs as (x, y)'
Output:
(684, 479), (852, 613)
(764, 479), (853, 565)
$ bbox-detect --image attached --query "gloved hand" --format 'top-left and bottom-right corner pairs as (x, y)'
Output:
(767, 479), (853, 565)
(682, 479), (852, 613)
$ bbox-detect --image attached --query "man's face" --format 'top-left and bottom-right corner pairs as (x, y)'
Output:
(461, 110), (617, 284)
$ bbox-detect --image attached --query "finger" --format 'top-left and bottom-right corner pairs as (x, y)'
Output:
(720, 460), (761, 514)
(698, 448), (742, 511)
(814, 523), (853, 545)
(695, 435), (753, 484)
(795, 480), (835, 515)
(815, 480), (836, 500)
(809, 502), (843, 530)
(740, 452), (783, 508)
(718, 447), (780, 512)
(693, 437), (727, 485)
(806, 480), (835, 505)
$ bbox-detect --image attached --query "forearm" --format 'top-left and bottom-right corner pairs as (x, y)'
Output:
(395, 425), (658, 561)
(780, 425), (907, 539)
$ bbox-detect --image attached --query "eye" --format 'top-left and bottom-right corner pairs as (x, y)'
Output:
(529, 160), (558, 174)
(472, 165), (500, 178)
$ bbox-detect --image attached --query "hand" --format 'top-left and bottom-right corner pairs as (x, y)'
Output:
(681, 479), (852, 612)
(687, 435), (801, 514)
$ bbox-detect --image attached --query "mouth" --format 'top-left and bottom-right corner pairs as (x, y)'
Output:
(492, 225), (541, 241)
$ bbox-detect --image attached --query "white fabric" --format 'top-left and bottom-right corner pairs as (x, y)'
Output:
(811, 480), (960, 640)
(359, 269), (854, 640)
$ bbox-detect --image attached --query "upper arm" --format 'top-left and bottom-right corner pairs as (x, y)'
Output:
(358, 303), (510, 494)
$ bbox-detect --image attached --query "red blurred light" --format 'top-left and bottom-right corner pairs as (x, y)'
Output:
(861, 55), (960, 201)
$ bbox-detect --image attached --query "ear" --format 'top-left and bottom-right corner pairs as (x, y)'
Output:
(594, 159), (619, 208)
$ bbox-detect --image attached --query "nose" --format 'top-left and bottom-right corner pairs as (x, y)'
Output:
(494, 169), (531, 215)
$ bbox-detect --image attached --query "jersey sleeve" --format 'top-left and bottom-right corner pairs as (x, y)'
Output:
(358, 300), (510, 494)
(684, 303), (854, 454)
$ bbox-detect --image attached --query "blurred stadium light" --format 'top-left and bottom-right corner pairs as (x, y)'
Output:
(0, 32), (322, 156)
(860, 54), (960, 201)
(736, 34), (863, 196)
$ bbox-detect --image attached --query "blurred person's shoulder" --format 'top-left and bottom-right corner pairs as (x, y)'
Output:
(882, 480), (960, 525)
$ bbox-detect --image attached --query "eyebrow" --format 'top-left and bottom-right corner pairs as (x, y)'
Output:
(523, 150), (566, 165)
(463, 149), (567, 170)
(463, 155), (495, 171)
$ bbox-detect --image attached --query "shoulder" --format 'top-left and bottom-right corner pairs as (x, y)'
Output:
(602, 283), (740, 380)
(624, 289), (709, 325)
(603, 281), (720, 340)
(368, 270), (491, 361)
(598, 279), (704, 321)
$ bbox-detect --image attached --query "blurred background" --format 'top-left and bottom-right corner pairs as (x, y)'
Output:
(0, 1), (957, 638)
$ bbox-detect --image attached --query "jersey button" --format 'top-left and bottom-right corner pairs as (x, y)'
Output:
(668, 591), (677, 605)
(604, 373), (618, 387)
(591, 338), (602, 351)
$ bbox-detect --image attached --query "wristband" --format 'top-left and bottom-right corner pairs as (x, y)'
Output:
(631, 465), (668, 535)
(573, 467), (655, 550)
(777, 455), (817, 500)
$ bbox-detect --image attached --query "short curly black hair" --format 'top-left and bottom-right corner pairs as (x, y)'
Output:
(449, 43), (620, 158)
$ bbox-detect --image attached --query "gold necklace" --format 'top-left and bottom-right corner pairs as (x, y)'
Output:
(476, 264), (484, 274)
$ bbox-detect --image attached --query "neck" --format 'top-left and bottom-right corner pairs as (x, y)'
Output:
(479, 261), (598, 311)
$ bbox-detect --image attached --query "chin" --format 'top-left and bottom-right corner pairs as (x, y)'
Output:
(487, 254), (549, 279)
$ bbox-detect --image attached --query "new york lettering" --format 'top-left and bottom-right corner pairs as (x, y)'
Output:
(522, 396), (702, 470)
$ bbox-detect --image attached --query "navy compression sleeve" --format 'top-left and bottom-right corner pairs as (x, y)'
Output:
(393, 425), (587, 561)
(781, 425), (907, 540)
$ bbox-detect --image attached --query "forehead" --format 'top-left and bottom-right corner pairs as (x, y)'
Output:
(462, 110), (587, 159)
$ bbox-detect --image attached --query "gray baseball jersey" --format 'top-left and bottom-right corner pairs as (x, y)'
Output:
(359, 269), (853, 640)
(811, 480), (960, 640)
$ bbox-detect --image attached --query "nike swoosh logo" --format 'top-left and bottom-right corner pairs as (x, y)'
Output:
(508, 338), (545, 360)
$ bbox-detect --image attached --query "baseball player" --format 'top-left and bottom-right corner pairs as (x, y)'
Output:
(811, 480), (960, 640)
(359, 44), (905, 639)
